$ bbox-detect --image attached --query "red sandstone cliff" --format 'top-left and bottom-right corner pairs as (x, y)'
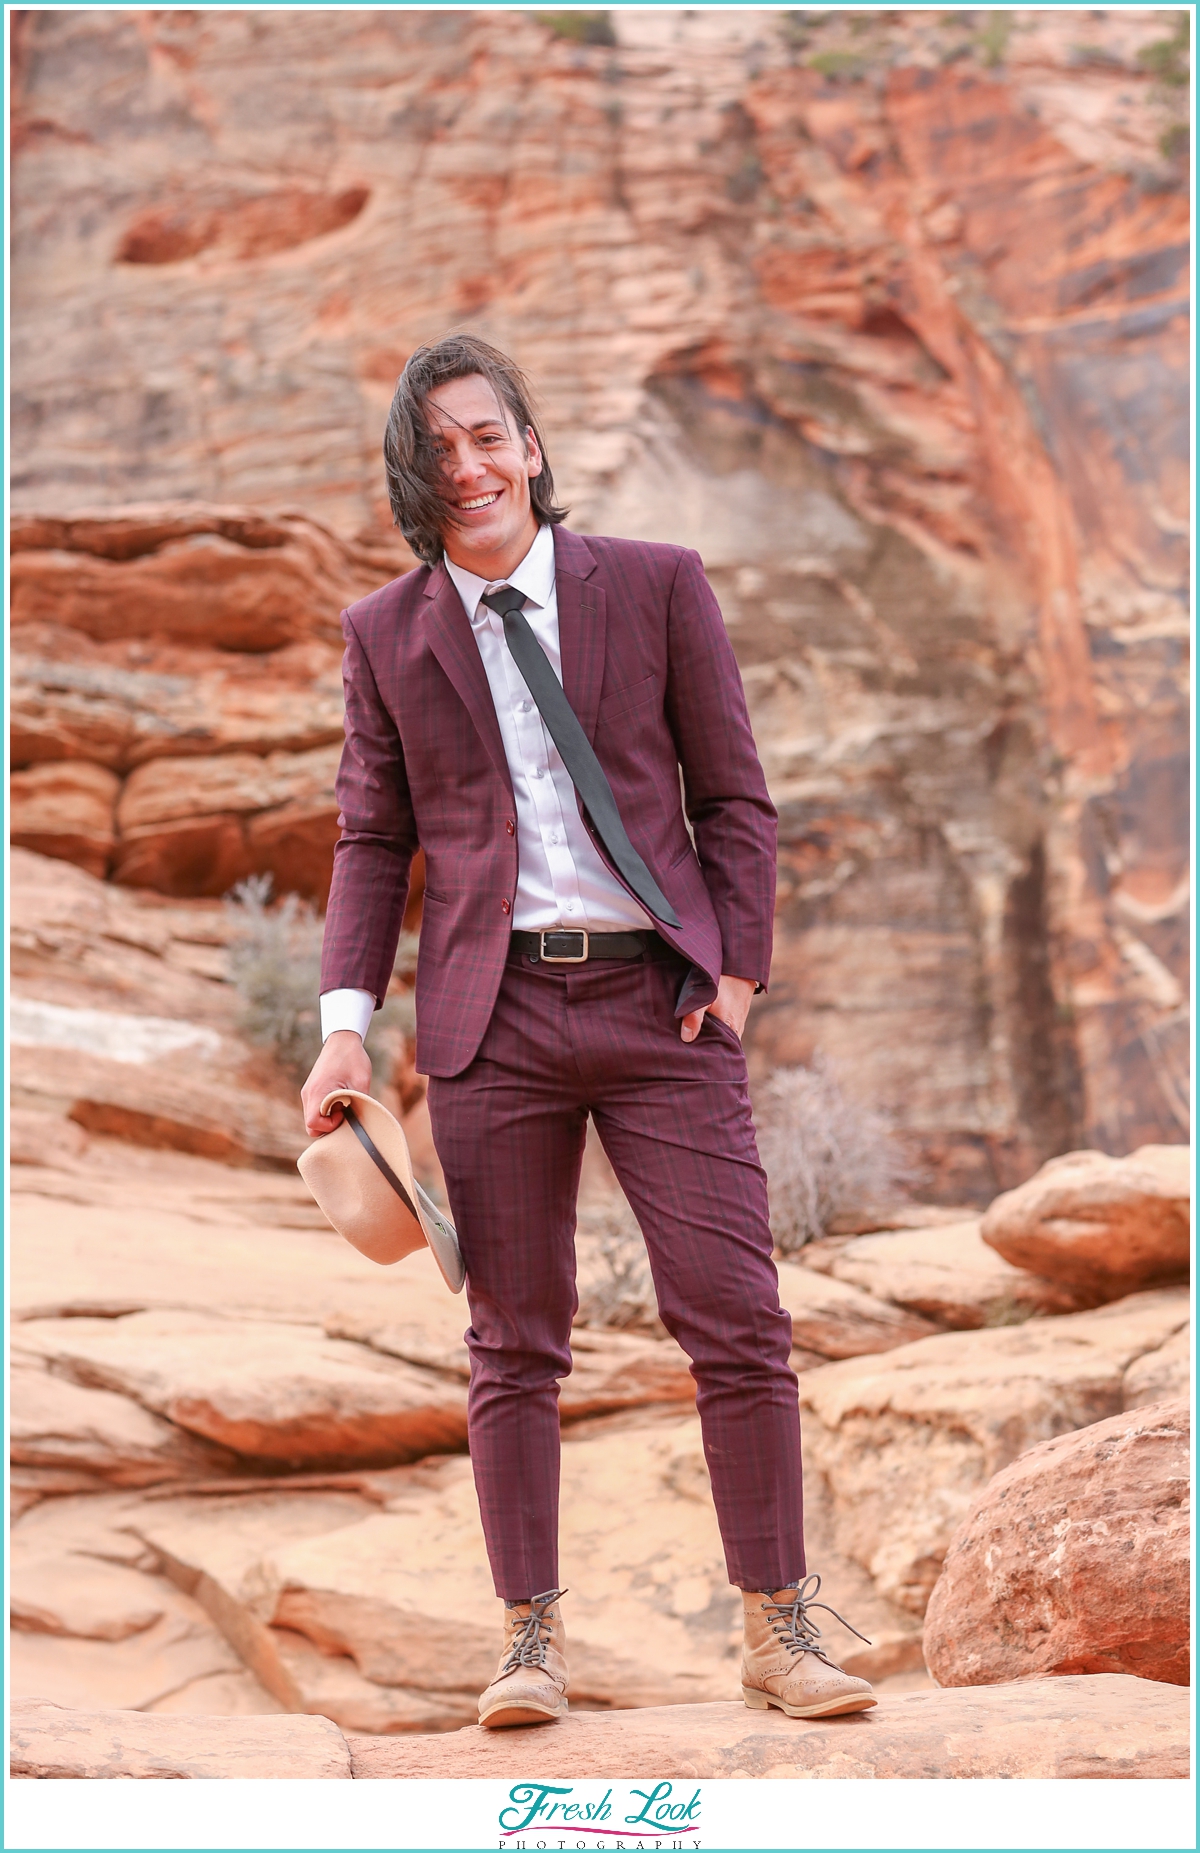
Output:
(9, 9), (1189, 1192)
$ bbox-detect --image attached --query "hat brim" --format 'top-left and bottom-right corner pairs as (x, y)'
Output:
(297, 1088), (465, 1293)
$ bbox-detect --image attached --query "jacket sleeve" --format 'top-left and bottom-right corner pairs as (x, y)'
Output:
(662, 548), (777, 990)
(319, 610), (419, 1007)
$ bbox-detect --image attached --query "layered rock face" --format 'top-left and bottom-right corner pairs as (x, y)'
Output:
(9, 511), (411, 906)
(9, 8), (1189, 1195)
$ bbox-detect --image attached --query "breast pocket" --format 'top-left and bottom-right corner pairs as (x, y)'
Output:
(596, 672), (659, 726)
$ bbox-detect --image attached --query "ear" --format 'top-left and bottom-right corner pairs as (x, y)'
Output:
(523, 424), (544, 480)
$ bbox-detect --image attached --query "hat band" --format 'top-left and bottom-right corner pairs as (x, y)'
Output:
(344, 1103), (421, 1224)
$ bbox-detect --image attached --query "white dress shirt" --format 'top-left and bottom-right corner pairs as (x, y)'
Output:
(321, 523), (652, 1041)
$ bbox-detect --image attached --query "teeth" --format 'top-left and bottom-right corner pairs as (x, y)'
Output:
(460, 493), (499, 509)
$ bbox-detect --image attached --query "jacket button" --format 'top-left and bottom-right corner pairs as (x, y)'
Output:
(501, 898), (511, 914)
(505, 819), (515, 836)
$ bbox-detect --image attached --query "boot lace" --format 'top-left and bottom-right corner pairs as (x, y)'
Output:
(762, 1573), (871, 1668)
(501, 1587), (567, 1673)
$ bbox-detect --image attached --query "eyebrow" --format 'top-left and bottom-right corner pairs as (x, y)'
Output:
(425, 399), (510, 436)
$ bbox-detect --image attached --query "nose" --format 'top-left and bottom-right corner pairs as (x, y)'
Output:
(447, 442), (487, 486)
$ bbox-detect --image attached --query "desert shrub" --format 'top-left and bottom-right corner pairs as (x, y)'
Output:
(225, 875), (323, 1075)
(755, 1057), (911, 1255)
(981, 1293), (1035, 1329)
(225, 876), (416, 1081)
(1138, 15), (1190, 87)
(807, 47), (868, 81)
(574, 1197), (664, 1335)
(535, 11), (617, 47)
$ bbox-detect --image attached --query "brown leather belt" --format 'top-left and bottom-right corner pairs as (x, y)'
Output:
(508, 928), (677, 966)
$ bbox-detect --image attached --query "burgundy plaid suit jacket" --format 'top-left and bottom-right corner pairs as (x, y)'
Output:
(320, 525), (777, 1077)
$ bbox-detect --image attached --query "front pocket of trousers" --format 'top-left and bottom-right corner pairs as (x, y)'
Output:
(704, 1011), (742, 1047)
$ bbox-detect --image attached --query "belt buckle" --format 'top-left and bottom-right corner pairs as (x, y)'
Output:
(539, 929), (589, 963)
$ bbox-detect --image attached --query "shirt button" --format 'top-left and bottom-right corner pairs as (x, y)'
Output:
(505, 819), (515, 836)
(501, 898), (511, 915)
(531, 768), (544, 780)
(519, 700), (532, 713)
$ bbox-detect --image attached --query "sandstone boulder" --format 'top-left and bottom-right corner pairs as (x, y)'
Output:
(9, 761), (120, 878)
(347, 1677), (1189, 1780)
(924, 1400), (1190, 1688)
(1124, 1325), (1191, 1410)
(815, 1220), (1094, 1327)
(12, 1310), (471, 1470)
(11, 1557), (169, 1643)
(774, 1258), (939, 1355)
(10, 1581), (247, 1715)
(797, 1287), (1189, 1613)
(122, 1478), (483, 1729)
(10, 1695), (352, 1778)
(146, 1519), (468, 1734)
(981, 1147), (1190, 1301)
(127, 1484), (466, 1733)
(264, 1628), (462, 1734)
(10, 1362), (237, 1485)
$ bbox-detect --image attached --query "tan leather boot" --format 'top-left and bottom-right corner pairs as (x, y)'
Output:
(742, 1574), (877, 1718)
(478, 1587), (569, 1729)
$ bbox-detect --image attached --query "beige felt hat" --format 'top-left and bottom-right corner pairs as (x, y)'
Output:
(297, 1088), (464, 1293)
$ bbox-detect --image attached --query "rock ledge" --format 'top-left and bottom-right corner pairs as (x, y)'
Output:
(12, 1678), (1189, 1780)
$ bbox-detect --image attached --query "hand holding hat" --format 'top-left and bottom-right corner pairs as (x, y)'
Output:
(297, 1089), (464, 1293)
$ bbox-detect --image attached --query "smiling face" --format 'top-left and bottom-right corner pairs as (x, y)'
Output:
(423, 373), (544, 580)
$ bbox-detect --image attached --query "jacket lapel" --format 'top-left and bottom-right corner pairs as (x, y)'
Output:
(422, 565), (514, 795)
(553, 528), (605, 743)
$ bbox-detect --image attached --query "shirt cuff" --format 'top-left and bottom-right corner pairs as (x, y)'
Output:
(320, 989), (376, 1042)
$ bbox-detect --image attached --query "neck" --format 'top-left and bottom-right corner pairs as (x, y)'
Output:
(444, 512), (540, 583)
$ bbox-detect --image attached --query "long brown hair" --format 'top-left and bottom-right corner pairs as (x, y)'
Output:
(384, 335), (569, 563)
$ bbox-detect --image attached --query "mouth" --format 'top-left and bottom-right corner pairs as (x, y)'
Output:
(458, 491), (500, 511)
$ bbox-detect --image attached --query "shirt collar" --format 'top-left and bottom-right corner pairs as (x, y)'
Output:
(443, 521), (556, 622)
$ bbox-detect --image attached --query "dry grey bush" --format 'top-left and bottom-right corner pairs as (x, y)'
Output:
(755, 1057), (912, 1255)
(574, 1198), (664, 1335)
(225, 875), (416, 1081)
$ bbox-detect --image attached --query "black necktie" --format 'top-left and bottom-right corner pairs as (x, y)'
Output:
(480, 585), (681, 928)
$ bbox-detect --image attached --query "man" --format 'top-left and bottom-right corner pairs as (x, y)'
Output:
(302, 334), (875, 1726)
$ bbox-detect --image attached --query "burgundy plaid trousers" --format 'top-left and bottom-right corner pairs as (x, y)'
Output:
(428, 947), (806, 1599)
